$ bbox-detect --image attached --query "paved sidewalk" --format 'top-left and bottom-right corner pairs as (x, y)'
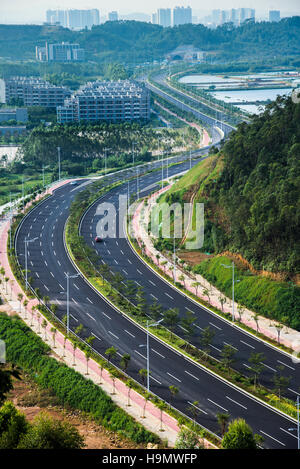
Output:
(0, 179), (215, 449)
(132, 188), (300, 354)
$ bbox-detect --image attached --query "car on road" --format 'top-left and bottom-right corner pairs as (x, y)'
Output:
(95, 236), (103, 243)
(70, 181), (79, 186)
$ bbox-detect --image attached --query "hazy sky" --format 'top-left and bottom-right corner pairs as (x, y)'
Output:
(1, 0), (300, 23)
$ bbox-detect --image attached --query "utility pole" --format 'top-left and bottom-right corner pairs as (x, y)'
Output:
(103, 148), (110, 176)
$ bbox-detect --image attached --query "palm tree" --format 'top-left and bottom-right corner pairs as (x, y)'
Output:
(275, 324), (283, 344)
(179, 274), (185, 287)
(126, 379), (134, 406)
(36, 313), (41, 334)
(203, 288), (210, 303)
(41, 319), (48, 341)
(50, 327), (57, 348)
(120, 353), (131, 373)
(85, 349), (91, 375)
(4, 277), (9, 294)
(217, 412), (230, 437)
(23, 299), (28, 320)
(219, 296), (226, 312)
(169, 385), (179, 405)
(187, 400), (200, 430)
(17, 293), (23, 312)
(157, 402), (165, 432)
(252, 313), (259, 333)
(139, 368), (148, 386)
(192, 281), (200, 296)
(105, 346), (117, 363)
(98, 360), (105, 384)
(142, 392), (151, 418)
(109, 369), (118, 395)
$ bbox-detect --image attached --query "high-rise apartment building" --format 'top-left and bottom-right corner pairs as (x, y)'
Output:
(46, 9), (100, 29)
(108, 11), (118, 21)
(173, 6), (192, 26)
(36, 43), (85, 62)
(157, 9), (171, 27)
(57, 81), (150, 123)
(269, 10), (281, 22)
(4, 77), (71, 108)
(151, 12), (158, 24)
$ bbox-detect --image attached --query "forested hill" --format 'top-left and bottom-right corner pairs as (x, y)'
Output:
(0, 17), (300, 63)
(208, 95), (300, 275)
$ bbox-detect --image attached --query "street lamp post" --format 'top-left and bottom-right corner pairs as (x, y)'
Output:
(140, 318), (163, 391)
(24, 237), (38, 290)
(57, 147), (61, 181)
(63, 272), (80, 336)
(221, 261), (236, 321)
(103, 148), (110, 177)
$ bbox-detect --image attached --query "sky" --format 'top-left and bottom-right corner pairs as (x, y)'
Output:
(0, 0), (300, 24)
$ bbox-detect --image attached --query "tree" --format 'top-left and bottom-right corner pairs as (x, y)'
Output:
(17, 293), (23, 312)
(180, 311), (195, 348)
(192, 281), (201, 296)
(109, 370), (118, 395)
(220, 344), (236, 370)
(221, 418), (260, 449)
(252, 313), (259, 333)
(275, 324), (283, 344)
(273, 365), (291, 400)
(105, 346), (117, 363)
(200, 326), (215, 360)
(0, 401), (28, 449)
(164, 308), (180, 339)
(50, 327), (57, 348)
(0, 365), (21, 405)
(142, 392), (151, 418)
(248, 352), (265, 389)
(219, 296), (226, 312)
(169, 385), (179, 405)
(18, 412), (85, 449)
(139, 368), (148, 386)
(23, 299), (28, 320)
(120, 353), (131, 373)
(175, 428), (203, 449)
(84, 349), (91, 375)
(203, 288), (210, 303)
(187, 400), (200, 430)
(217, 412), (230, 437)
(41, 319), (48, 341)
(126, 379), (134, 406)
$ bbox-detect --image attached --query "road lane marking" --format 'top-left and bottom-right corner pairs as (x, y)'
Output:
(280, 428), (298, 440)
(185, 370), (199, 381)
(209, 322), (222, 330)
(151, 349), (165, 359)
(102, 312), (111, 320)
(135, 350), (146, 360)
(277, 360), (295, 371)
(262, 363), (277, 372)
(187, 401), (208, 415)
(150, 293), (158, 300)
(207, 398), (228, 412)
(125, 330), (135, 338)
(260, 431), (285, 447)
(167, 372), (181, 383)
(91, 332), (101, 341)
(86, 297), (93, 304)
(165, 293), (173, 299)
(223, 342), (238, 351)
(226, 396), (247, 410)
(108, 331), (119, 340)
(87, 313), (96, 321)
(240, 340), (255, 349)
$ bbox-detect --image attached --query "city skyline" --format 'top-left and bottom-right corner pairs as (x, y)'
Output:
(0, 1), (300, 24)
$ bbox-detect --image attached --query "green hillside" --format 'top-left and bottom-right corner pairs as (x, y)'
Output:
(0, 17), (299, 64)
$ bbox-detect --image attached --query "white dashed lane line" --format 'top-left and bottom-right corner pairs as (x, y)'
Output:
(207, 398), (228, 412)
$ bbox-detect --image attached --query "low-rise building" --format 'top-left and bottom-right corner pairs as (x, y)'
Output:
(57, 80), (150, 123)
(4, 77), (71, 108)
(36, 42), (85, 62)
(0, 108), (28, 123)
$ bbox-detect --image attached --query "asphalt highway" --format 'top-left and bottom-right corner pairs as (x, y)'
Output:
(15, 160), (299, 449)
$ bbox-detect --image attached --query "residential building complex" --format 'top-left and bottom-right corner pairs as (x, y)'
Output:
(46, 9), (100, 29)
(157, 9), (171, 27)
(4, 77), (71, 108)
(173, 6), (192, 26)
(108, 11), (119, 21)
(269, 10), (281, 22)
(57, 80), (150, 123)
(211, 8), (255, 26)
(36, 42), (85, 62)
(0, 108), (28, 123)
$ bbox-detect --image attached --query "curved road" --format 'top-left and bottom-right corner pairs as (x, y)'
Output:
(15, 160), (298, 449)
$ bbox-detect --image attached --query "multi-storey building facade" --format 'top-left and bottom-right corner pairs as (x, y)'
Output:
(4, 77), (71, 108)
(46, 9), (100, 29)
(57, 81), (150, 123)
(157, 9), (171, 27)
(269, 10), (281, 22)
(173, 6), (192, 26)
(0, 108), (28, 123)
(108, 11), (118, 21)
(36, 42), (85, 62)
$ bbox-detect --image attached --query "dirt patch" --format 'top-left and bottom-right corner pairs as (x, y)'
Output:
(7, 374), (146, 449)
(178, 250), (213, 266)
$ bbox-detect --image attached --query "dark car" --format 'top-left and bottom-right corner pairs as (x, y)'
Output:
(95, 236), (103, 243)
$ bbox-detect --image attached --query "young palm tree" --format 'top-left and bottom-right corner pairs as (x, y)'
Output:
(17, 293), (23, 312)
(126, 379), (134, 406)
(142, 392), (151, 418)
(217, 412), (230, 437)
(50, 327), (57, 348)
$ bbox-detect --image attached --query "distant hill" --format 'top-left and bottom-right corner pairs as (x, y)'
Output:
(0, 17), (299, 63)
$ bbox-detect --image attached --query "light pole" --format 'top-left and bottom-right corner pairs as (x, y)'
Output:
(221, 262), (239, 321)
(61, 272), (80, 336)
(57, 147), (61, 181)
(132, 142), (137, 166)
(24, 237), (38, 290)
(139, 318), (163, 391)
(136, 167), (139, 199)
(173, 230), (176, 282)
